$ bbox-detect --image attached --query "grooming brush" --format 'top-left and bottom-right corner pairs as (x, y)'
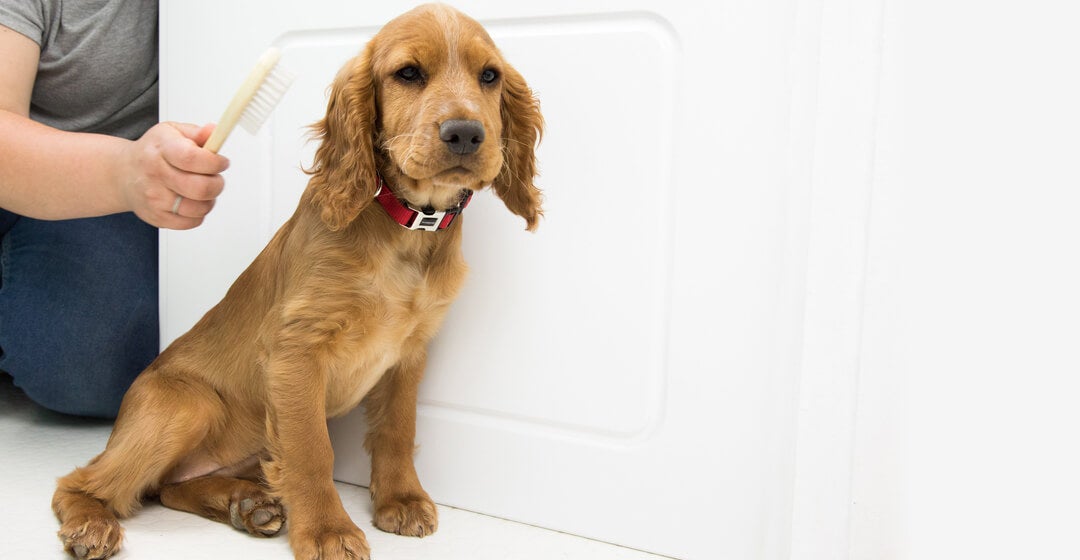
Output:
(202, 47), (294, 153)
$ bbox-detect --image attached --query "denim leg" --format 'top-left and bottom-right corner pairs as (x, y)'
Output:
(0, 212), (159, 418)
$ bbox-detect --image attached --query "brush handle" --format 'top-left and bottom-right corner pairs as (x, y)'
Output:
(203, 48), (282, 153)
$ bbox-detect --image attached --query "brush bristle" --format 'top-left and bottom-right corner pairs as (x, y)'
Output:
(238, 67), (295, 134)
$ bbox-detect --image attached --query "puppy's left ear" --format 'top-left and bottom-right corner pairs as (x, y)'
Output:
(493, 65), (544, 231)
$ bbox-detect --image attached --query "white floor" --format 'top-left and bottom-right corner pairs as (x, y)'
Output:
(0, 375), (666, 560)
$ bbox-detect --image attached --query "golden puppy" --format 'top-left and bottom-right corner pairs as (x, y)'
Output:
(52, 4), (542, 559)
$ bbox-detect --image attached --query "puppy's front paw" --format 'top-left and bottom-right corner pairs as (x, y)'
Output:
(374, 494), (438, 537)
(291, 523), (370, 560)
(58, 516), (123, 560)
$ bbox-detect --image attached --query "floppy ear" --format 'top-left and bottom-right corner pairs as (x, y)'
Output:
(493, 64), (544, 231)
(307, 47), (379, 231)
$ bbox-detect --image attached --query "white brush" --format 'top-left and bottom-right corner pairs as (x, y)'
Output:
(203, 47), (294, 153)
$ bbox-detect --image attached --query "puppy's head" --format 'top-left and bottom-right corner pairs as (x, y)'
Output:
(308, 4), (544, 231)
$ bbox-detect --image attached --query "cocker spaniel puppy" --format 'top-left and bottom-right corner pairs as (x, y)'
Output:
(52, 5), (542, 559)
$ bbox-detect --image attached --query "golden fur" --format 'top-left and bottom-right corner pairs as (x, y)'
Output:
(51, 5), (542, 560)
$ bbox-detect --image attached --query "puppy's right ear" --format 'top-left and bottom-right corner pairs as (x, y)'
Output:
(307, 47), (379, 231)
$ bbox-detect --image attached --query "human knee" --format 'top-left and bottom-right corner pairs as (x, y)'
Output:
(4, 328), (154, 418)
(10, 366), (130, 419)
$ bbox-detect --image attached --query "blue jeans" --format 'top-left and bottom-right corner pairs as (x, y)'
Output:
(0, 210), (159, 418)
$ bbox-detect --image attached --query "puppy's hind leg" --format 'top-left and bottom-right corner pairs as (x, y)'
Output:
(159, 463), (284, 537)
(53, 372), (225, 559)
(50, 480), (123, 560)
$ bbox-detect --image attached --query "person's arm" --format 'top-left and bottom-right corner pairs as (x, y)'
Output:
(0, 24), (230, 230)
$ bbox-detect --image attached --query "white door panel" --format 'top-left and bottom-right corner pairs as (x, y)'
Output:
(160, 2), (845, 559)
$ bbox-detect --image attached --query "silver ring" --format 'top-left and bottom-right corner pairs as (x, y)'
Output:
(170, 195), (183, 215)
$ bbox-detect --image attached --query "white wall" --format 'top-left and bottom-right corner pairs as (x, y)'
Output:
(853, 1), (1080, 559)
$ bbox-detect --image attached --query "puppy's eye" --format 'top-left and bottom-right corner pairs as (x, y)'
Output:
(480, 68), (500, 85)
(396, 66), (422, 82)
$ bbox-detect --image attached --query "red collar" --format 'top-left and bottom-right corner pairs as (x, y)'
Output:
(373, 177), (473, 231)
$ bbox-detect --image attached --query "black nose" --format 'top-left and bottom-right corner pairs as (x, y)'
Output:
(439, 119), (485, 155)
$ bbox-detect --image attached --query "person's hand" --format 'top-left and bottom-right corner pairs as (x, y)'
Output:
(118, 122), (231, 229)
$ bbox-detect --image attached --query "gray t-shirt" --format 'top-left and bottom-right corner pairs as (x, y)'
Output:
(0, 0), (158, 140)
